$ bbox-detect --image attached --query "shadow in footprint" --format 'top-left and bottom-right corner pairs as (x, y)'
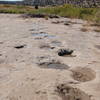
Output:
(47, 63), (69, 70)
(32, 32), (56, 39)
(39, 44), (55, 50)
(37, 57), (69, 70)
(51, 40), (62, 47)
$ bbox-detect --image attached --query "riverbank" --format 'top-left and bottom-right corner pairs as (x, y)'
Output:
(0, 14), (100, 100)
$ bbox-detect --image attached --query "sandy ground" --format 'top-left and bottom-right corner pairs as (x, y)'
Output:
(0, 14), (100, 100)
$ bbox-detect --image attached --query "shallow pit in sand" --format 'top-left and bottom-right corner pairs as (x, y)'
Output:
(71, 67), (96, 82)
(51, 40), (62, 47)
(38, 60), (69, 70)
(47, 63), (69, 69)
(39, 43), (55, 50)
(32, 32), (56, 38)
(55, 84), (92, 100)
(94, 45), (100, 50)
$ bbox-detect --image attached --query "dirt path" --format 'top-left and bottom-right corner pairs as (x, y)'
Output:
(0, 14), (100, 100)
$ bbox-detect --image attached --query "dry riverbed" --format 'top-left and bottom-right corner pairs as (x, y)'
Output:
(0, 14), (100, 100)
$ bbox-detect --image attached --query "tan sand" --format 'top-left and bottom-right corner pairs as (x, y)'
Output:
(0, 14), (100, 100)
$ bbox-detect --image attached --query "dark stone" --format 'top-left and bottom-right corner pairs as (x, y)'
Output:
(14, 45), (26, 49)
(35, 5), (39, 9)
(58, 49), (74, 56)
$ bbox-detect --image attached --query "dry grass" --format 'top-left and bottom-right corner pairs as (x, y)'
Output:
(0, 4), (100, 23)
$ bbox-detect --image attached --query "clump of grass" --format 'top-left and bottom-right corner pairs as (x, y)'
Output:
(33, 4), (100, 21)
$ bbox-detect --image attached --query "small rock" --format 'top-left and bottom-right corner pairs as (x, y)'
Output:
(14, 45), (26, 49)
(35, 5), (39, 9)
(58, 49), (74, 56)
(64, 22), (70, 25)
